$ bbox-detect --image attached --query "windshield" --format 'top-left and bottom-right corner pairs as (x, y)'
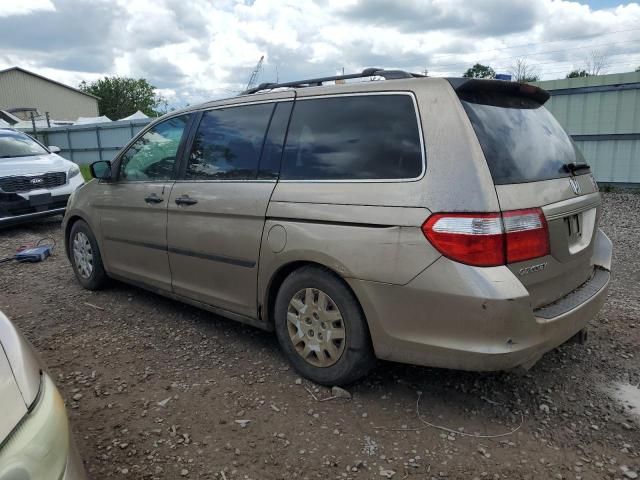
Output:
(0, 130), (49, 158)
(461, 92), (587, 185)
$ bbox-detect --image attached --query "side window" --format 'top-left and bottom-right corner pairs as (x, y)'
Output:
(258, 102), (293, 179)
(281, 95), (423, 180)
(119, 115), (190, 181)
(186, 103), (274, 180)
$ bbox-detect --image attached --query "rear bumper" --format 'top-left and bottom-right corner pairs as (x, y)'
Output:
(348, 230), (612, 372)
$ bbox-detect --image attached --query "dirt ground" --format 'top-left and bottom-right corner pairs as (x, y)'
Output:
(1, 192), (638, 480)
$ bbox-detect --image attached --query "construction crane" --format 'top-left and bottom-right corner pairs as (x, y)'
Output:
(245, 56), (264, 91)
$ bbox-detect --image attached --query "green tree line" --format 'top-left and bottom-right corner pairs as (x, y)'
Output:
(79, 76), (169, 120)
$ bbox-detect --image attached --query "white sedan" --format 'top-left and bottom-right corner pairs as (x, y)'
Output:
(0, 311), (86, 479)
(0, 128), (84, 226)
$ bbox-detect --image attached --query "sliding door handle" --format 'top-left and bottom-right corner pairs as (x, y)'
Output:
(175, 195), (198, 206)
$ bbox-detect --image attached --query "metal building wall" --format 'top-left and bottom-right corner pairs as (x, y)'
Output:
(534, 72), (640, 184)
(0, 69), (99, 121)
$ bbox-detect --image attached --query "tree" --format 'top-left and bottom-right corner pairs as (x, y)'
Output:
(565, 51), (610, 79)
(510, 58), (540, 83)
(79, 77), (165, 120)
(463, 63), (496, 79)
(566, 69), (591, 78)
(584, 50), (609, 76)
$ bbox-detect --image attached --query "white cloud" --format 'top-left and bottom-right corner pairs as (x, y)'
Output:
(1, 0), (639, 106)
(0, 0), (55, 17)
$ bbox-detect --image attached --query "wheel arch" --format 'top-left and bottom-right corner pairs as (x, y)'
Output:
(64, 213), (101, 261)
(262, 260), (367, 329)
(64, 214), (85, 260)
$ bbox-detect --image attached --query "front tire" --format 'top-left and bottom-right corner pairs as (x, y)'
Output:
(274, 266), (375, 385)
(69, 220), (107, 290)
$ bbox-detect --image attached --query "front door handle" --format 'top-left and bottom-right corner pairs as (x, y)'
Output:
(144, 194), (164, 204)
(175, 195), (198, 206)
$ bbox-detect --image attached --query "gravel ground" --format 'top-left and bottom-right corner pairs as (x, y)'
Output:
(0, 192), (638, 480)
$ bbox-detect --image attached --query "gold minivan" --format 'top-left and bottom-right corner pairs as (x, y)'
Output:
(63, 69), (612, 385)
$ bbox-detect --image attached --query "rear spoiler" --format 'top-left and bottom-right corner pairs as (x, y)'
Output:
(446, 78), (550, 105)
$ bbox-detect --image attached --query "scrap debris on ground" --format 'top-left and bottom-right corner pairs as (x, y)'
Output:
(0, 192), (638, 479)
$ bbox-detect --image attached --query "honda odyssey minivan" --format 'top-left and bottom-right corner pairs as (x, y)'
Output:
(63, 69), (612, 385)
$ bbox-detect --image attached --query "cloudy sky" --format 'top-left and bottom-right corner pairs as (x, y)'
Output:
(1, 0), (639, 107)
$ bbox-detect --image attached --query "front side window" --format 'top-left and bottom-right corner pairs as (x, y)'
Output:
(186, 103), (274, 180)
(0, 130), (48, 158)
(119, 115), (190, 181)
(281, 95), (423, 180)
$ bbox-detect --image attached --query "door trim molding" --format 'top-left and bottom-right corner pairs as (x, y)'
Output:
(104, 236), (256, 268)
(168, 246), (255, 268)
(104, 236), (165, 251)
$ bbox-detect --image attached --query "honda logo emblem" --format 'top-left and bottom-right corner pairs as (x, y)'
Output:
(569, 178), (581, 195)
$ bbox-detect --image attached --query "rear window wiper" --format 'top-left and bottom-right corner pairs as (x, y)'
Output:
(563, 162), (591, 174)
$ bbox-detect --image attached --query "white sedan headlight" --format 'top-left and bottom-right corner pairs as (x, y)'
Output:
(0, 375), (71, 480)
(68, 165), (81, 179)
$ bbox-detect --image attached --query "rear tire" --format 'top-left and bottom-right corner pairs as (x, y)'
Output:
(274, 266), (375, 386)
(69, 220), (107, 290)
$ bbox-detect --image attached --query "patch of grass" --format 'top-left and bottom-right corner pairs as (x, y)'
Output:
(79, 164), (92, 181)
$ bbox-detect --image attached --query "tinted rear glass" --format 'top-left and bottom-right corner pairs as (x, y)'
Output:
(461, 93), (586, 185)
(281, 95), (423, 180)
(258, 102), (293, 180)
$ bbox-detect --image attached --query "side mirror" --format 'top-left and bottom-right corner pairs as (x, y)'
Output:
(90, 160), (113, 181)
(48, 146), (61, 153)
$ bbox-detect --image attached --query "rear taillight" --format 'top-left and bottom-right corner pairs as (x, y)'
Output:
(502, 208), (550, 263)
(422, 209), (549, 267)
(422, 213), (504, 267)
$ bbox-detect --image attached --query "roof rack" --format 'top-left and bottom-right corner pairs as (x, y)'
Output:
(242, 67), (424, 95)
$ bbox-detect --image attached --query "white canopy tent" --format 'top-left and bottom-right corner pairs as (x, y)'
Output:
(120, 110), (149, 121)
(74, 115), (112, 125)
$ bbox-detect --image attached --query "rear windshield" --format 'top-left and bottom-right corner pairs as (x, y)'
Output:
(461, 93), (586, 185)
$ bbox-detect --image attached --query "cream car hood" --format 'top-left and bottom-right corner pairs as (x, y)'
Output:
(0, 153), (71, 177)
(0, 312), (41, 444)
(0, 349), (28, 444)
